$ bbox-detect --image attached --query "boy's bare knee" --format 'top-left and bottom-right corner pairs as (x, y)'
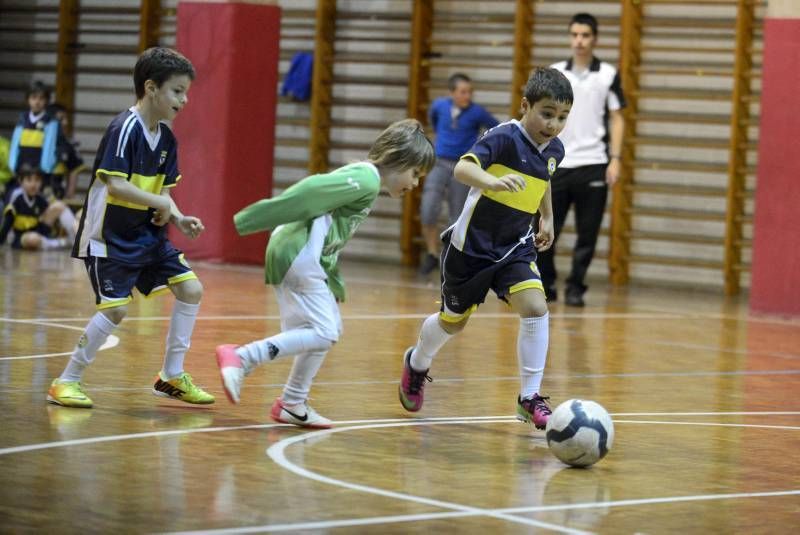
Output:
(171, 278), (203, 304)
(509, 289), (549, 318)
(20, 233), (42, 249)
(102, 305), (127, 324)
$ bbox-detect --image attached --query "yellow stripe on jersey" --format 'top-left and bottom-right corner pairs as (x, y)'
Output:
(480, 163), (548, 215)
(106, 172), (167, 210)
(13, 214), (39, 231)
(161, 174), (181, 188)
(97, 169), (130, 180)
(20, 129), (44, 148)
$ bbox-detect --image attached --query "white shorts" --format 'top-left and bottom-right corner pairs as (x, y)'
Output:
(275, 214), (342, 342)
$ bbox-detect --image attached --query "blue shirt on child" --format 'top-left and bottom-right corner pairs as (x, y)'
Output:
(428, 97), (498, 161)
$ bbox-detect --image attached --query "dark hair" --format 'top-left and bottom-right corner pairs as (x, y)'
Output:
(17, 163), (43, 180)
(26, 80), (51, 100)
(448, 73), (471, 92)
(570, 13), (598, 36)
(523, 67), (574, 105)
(133, 47), (196, 99)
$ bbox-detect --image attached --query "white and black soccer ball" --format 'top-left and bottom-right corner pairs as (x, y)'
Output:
(545, 399), (614, 467)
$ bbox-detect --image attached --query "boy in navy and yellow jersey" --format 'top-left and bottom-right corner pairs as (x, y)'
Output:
(0, 165), (76, 250)
(399, 68), (574, 429)
(47, 47), (214, 409)
(215, 119), (435, 428)
(7, 81), (63, 199)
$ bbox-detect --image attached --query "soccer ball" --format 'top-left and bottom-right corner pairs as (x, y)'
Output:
(545, 399), (614, 467)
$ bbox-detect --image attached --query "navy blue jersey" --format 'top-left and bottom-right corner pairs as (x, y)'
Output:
(8, 111), (61, 174)
(449, 120), (565, 262)
(0, 188), (50, 244)
(72, 108), (181, 264)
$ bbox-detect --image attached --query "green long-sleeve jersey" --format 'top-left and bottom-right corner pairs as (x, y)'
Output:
(233, 162), (381, 301)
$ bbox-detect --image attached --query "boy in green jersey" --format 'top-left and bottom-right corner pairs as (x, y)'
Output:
(216, 119), (434, 428)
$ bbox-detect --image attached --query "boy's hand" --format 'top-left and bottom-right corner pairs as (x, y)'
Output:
(175, 216), (205, 239)
(151, 197), (172, 227)
(535, 214), (554, 251)
(488, 173), (527, 193)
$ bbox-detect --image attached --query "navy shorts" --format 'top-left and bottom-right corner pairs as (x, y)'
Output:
(439, 237), (543, 323)
(84, 253), (197, 309)
(10, 223), (52, 249)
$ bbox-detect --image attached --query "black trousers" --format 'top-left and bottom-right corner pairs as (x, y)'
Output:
(537, 164), (608, 295)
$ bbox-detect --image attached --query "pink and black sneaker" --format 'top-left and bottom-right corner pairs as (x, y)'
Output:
(398, 347), (432, 412)
(517, 394), (552, 430)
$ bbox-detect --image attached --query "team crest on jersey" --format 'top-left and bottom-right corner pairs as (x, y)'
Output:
(160, 150), (168, 165)
(547, 157), (557, 176)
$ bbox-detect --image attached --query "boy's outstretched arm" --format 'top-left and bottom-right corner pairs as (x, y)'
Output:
(234, 172), (375, 236)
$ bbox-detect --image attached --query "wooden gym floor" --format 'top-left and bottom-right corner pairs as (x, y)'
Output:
(1, 249), (799, 534)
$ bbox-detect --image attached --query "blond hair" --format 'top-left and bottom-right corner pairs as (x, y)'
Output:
(368, 119), (435, 175)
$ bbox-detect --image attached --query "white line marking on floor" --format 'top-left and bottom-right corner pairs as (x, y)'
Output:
(0, 318), (119, 360)
(266, 419), (589, 534)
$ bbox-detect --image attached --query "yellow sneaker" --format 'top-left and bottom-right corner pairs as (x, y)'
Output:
(152, 371), (215, 405)
(47, 379), (93, 408)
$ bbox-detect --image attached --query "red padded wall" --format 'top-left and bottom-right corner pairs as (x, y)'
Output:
(750, 18), (800, 316)
(170, 1), (280, 264)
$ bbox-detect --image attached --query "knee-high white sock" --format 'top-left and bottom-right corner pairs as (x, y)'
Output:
(237, 328), (332, 369)
(410, 313), (453, 371)
(161, 299), (200, 378)
(281, 350), (327, 405)
(518, 313), (549, 399)
(58, 208), (77, 240)
(59, 312), (118, 382)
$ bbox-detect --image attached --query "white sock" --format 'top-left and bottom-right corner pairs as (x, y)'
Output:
(161, 299), (200, 378)
(58, 208), (77, 241)
(41, 236), (68, 249)
(410, 313), (453, 371)
(59, 312), (118, 382)
(281, 350), (327, 406)
(237, 328), (332, 369)
(518, 313), (549, 399)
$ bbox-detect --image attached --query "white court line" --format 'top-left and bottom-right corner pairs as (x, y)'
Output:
(266, 419), (589, 534)
(248, 418), (800, 534)
(614, 420), (800, 431)
(0, 416), (511, 457)
(165, 489), (800, 535)
(3, 368), (800, 394)
(0, 318), (119, 360)
(2, 413), (798, 532)
(3, 311), (691, 323)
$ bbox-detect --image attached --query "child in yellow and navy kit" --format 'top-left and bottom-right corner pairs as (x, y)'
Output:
(47, 47), (214, 409)
(0, 165), (76, 250)
(399, 68), (574, 430)
(7, 81), (63, 200)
